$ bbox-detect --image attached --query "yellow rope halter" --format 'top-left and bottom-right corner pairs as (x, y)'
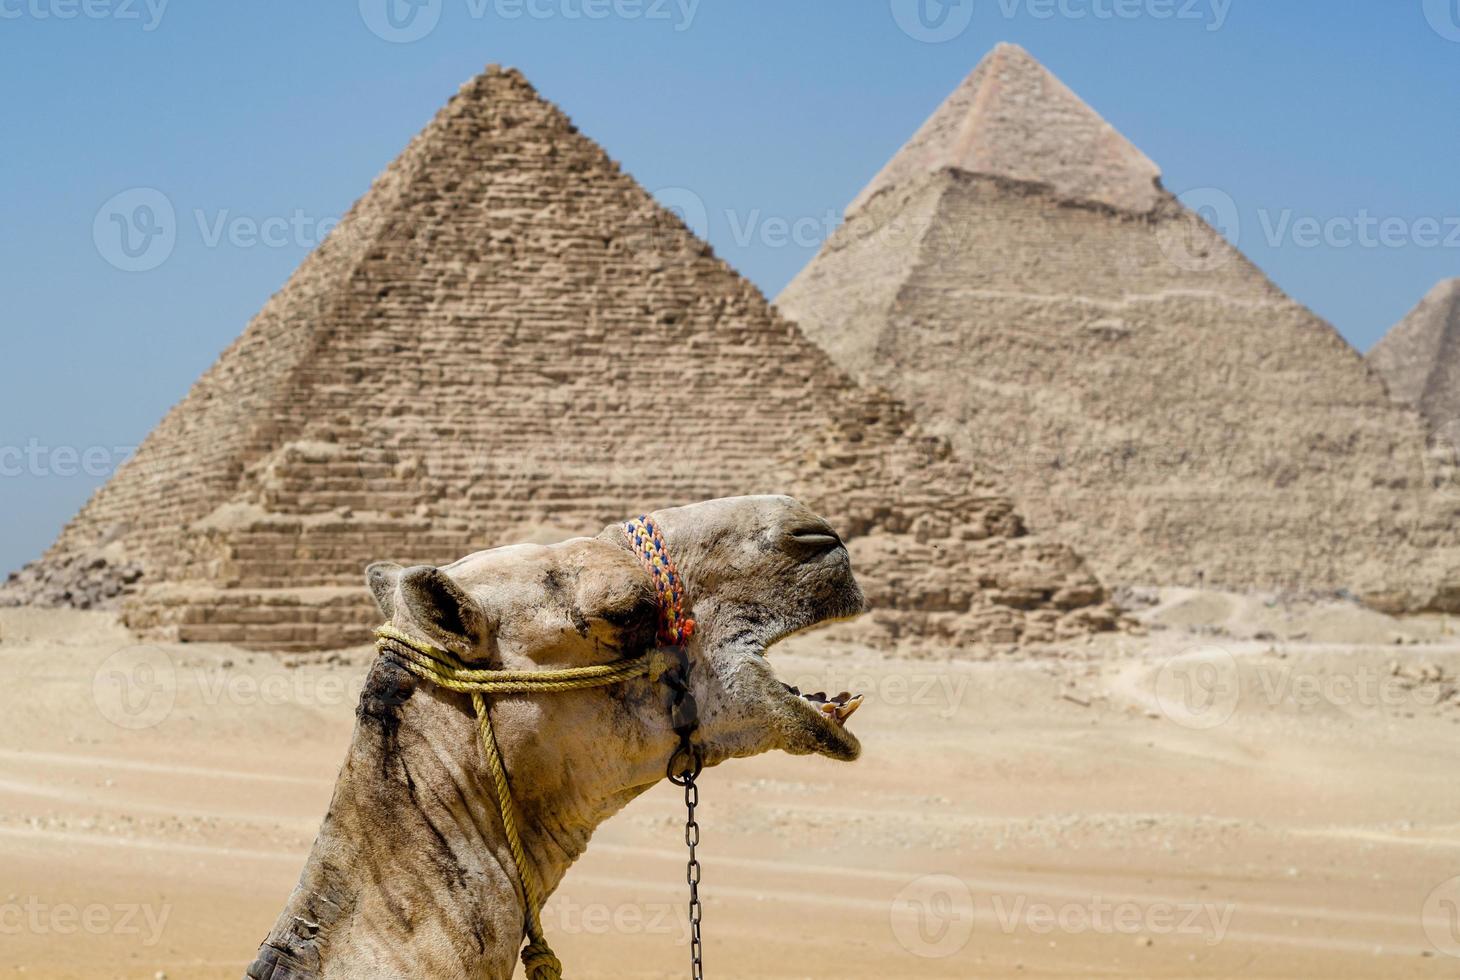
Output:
(374, 623), (653, 980)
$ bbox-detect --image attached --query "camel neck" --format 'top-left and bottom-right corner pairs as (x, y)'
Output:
(247, 655), (655, 980)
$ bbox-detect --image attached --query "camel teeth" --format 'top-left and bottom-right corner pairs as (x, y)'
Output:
(790, 687), (863, 724)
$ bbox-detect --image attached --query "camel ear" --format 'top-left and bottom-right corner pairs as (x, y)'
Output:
(397, 566), (490, 656)
(366, 561), (403, 618)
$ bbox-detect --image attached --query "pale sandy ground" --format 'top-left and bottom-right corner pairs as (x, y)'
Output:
(2, 591), (1460, 979)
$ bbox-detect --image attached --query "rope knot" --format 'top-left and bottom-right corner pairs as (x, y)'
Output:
(521, 939), (563, 980)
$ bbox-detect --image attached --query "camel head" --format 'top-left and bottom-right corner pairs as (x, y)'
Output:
(366, 494), (867, 791)
(248, 496), (866, 980)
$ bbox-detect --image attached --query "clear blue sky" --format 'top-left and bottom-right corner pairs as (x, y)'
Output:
(4, 1), (1459, 576)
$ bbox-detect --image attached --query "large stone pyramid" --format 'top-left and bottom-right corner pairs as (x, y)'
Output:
(1369, 278), (1460, 431)
(3, 66), (1115, 651)
(777, 43), (1460, 611)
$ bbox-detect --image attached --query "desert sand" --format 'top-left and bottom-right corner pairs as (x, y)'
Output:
(3, 593), (1459, 979)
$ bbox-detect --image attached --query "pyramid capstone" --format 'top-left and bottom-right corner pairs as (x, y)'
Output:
(1368, 278), (1460, 430)
(850, 43), (1162, 216)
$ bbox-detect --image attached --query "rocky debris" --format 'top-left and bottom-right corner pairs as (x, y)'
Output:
(1112, 586), (1160, 611)
(1389, 660), (1460, 709)
(0, 554), (142, 610)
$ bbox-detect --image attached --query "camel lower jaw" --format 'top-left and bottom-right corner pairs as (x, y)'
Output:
(777, 682), (864, 761)
(746, 629), (864, 762)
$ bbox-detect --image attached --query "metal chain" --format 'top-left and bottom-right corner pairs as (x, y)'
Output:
(664, 645), (705, 979)
(682, 769), (703, 980)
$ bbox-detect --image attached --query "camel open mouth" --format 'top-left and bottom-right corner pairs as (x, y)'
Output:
(758, 654), (864, 760)
(746, 597), (866, 761)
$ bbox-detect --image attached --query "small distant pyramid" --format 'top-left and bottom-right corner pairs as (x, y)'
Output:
(1368, 278), (1460, 429)
(3, 66), (1114, 650)
(850, 42), (1161, 215)
(779, 44), (1460, 611)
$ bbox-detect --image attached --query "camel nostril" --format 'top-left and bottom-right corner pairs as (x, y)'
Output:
(786, 528), (843, 556)
(792, 531), (839, 546)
